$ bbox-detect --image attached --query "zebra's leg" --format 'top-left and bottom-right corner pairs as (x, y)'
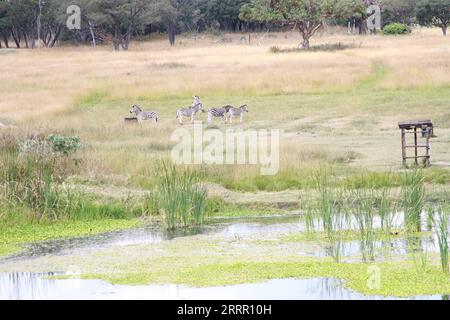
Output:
(229, 115), (233, 124)
(208, 112), (212, 124)
(240, 114), (244, 123)
(191, 114), (195, 124)
(178, 114), (183, 125)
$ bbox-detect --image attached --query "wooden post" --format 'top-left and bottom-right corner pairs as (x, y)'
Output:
(414, 127), (418, 166)
(425, 128), (431, 167)
(401, 128), (406, 167)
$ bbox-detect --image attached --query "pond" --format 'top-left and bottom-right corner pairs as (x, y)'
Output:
(0, 213), (447, 300)
(0, 272), (445, 300)
(4, 214), (440, 261)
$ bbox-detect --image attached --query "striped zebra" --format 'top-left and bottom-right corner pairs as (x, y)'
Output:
(130, 105), (158, 124)
(227, 104), (249, 123)
(207, 105), (233, 124)
(176, 96), (205, 125)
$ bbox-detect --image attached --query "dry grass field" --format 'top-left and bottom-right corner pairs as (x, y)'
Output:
(1, 27), (450, 193)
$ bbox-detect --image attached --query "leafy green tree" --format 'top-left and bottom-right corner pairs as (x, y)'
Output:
(382, 0), (417, 25)
(206, 0), (249, 30)
(0, 0), (11, 48)
(241, 0), (335, 49)
(335, 0), (367, 34)
(7, 0), (40, 48)
(416, 0), (450, 35)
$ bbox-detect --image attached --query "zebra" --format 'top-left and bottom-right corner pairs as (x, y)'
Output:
(227, 104), (249, 123)
(176, 96), (205, 124)
(130, 105), (158, 124)
(207, 105), (233, 124)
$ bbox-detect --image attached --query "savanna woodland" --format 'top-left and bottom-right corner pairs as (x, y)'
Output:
(0, 0), (450, 300)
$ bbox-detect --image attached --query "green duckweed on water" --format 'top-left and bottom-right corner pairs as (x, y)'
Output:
(81, 259), (450, 298)
(0, 219), (139, 258)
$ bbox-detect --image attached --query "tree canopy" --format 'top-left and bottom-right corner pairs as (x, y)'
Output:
(416, 0), (450, 35)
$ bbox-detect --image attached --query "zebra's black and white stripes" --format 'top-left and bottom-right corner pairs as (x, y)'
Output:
(130, 105), (158, 124)
(127, 99), (248, 125)
(227, 104), (249, 123)
(176, 96), (205, 124)
(207, 105), (232, 123)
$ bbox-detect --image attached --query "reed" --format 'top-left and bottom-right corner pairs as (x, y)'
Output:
(402, 169), (425, 233)
(156, 161), (208, 229)
(433, 206), (449, 274)
(347, 188), (377, 262)
(314, 168), (344, 263)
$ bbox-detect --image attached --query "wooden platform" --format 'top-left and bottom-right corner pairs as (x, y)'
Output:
(124, 117), (138, 123)
(399, 120), (433, 167)
(398, 119), (433, 130)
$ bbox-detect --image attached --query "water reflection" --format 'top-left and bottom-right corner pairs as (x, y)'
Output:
(0, 273), (444, 300)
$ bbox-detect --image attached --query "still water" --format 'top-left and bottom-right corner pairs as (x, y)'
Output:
(0, 273), (445, 300)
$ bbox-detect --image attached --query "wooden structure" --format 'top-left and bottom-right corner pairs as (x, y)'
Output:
(124, 117), (138, 124)
(399, 120), (433, 167)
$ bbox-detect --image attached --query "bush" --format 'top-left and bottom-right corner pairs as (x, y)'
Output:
(0, 132), (83, 221)
(382, 23), (411, 35)
(47, 134), (82, 156)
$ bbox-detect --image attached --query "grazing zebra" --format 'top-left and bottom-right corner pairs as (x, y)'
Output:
(227, 104), (249, 123)
(130, 105), (158, 124)
(176, 96), (205, 125)
(207, 105), (233, 124)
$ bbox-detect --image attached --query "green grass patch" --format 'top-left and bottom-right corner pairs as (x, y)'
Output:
(74, 89), (109, 110)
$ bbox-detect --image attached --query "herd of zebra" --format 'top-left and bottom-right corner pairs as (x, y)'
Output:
(129, 96), (249, 125)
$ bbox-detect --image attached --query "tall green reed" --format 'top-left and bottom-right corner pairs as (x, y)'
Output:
(314, 168), (344, 263)
(433, 206), (449, 274)
(157, 161), (208, 229)
(348, 188), (377, 262)
(402, 169), (425, 233)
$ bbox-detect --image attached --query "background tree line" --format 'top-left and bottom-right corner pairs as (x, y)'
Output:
(0, 0), (448, 50)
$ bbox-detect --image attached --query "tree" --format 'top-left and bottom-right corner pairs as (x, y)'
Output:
(383, 0), (417, 25)
(95, 0), (153, 50)
(0, 0), (11, 48)
(7, 0), (40, 48)
(335, 0), (367, 34)
(150, 0), (178, 46)
(241, 0), (335, 49)
(416, 0), (450, 36)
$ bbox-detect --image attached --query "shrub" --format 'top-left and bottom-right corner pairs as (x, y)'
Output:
(0, 132), (83, 221)
(382, 23), (411, 35)
(47, 134), (82, 156)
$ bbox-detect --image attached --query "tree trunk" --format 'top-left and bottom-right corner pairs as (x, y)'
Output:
(1, 33), (8, 48)
(443, 26), (447, 36)
(168, 23), (176, 46)
(113, 28), (120, 51)
(11, 29), (20, 48)
(49, 25), (61, 48)
(23, 32), (29, 48)
(88, 21), (96, 48)
(301, 36), (310, 50)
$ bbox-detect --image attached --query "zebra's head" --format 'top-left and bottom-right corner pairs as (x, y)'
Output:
(130, 105), (142, 115)
(240, 104), (249, 113)
(192, 96), (204, 112)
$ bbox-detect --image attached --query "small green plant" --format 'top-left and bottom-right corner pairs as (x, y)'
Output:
(382, 23), (411, 35)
